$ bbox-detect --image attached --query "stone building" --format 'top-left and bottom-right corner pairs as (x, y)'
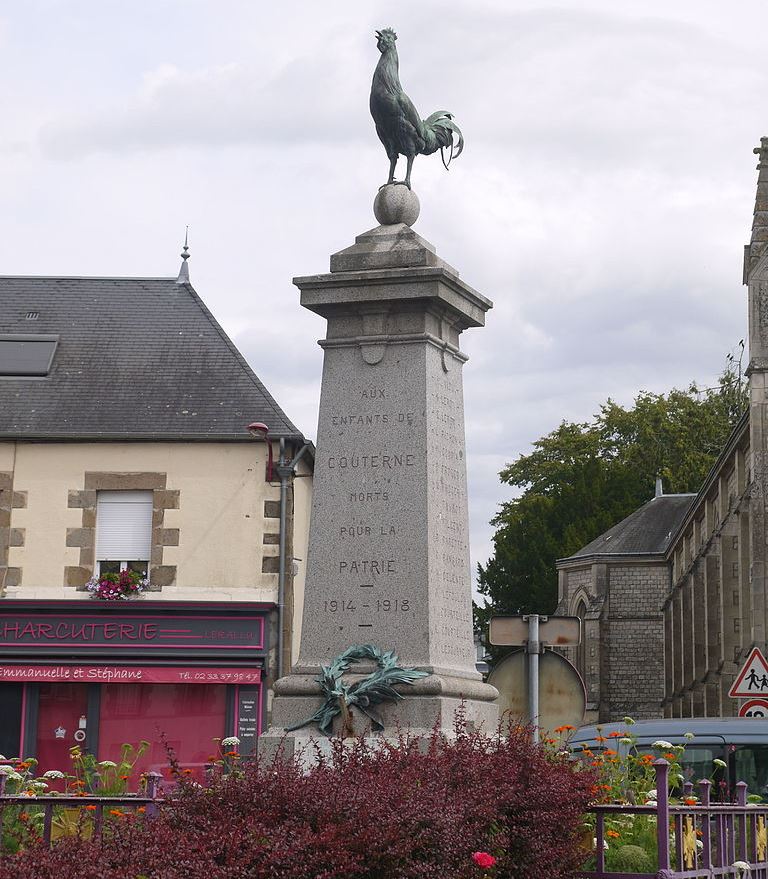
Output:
(0, 254), (312, 774)
(557, 137), (768, 723)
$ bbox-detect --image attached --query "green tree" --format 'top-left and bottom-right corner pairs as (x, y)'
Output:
(475, 364), (747, 654)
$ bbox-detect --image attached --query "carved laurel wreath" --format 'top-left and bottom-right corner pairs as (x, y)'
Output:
(287, 643), (428, 737)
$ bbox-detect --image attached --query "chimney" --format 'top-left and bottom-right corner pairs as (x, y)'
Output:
(655, 476), (663, 498)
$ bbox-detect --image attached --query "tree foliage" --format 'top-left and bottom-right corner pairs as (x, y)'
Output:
(475, 364), (747, 651)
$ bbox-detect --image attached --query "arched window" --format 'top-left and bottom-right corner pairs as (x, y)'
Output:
(575, 599), (587, 682)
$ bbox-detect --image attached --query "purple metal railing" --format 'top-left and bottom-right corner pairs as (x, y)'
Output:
(0, 770), (163, 851)
(580, 759), (768, 879)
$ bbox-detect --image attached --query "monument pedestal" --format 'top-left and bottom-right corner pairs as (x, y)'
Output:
(261, 217), (498, 756)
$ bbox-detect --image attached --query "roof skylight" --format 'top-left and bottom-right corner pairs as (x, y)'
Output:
(0, 334), (58, 376)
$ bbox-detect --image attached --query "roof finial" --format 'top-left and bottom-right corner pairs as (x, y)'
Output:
(176, 226), (190, 284)
(745, 138), (768, 283)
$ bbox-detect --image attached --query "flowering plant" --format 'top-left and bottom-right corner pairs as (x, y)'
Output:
(85, 569), (148, 601)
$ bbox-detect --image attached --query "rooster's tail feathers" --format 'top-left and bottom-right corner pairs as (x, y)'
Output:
(423, 111), (464, 169)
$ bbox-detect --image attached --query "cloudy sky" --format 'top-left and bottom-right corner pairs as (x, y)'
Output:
(2, 0), (766, 597)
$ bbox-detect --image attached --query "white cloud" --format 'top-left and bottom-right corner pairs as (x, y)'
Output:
(0, 0), (765, 599)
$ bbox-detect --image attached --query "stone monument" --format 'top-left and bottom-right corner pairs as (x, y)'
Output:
(260, 187), (498, 753)
(260, 30), (497, 753)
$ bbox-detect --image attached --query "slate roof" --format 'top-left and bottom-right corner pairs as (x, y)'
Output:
(559, 493), (696, 562)
(0, 277), (304, 441)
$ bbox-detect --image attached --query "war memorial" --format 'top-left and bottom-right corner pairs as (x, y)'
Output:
(261, 28), (499, 750)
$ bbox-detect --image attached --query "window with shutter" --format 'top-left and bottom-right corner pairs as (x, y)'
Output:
(95, 490), (153, 575)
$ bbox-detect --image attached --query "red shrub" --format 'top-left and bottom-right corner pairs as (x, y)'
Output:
(0, 718), (595, 879)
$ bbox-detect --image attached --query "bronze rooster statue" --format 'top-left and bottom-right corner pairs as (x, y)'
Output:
(370, 28), (464, 190)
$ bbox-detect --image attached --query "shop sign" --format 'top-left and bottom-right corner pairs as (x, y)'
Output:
(237, 686), (261, 756)
(0, 613), (264, 653)
(0, 665), (262, 684)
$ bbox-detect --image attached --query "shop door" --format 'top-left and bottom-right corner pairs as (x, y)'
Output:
(36, 683), (89, 776)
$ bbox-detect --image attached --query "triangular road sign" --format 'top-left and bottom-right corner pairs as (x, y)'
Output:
(729, 647), (768, 698)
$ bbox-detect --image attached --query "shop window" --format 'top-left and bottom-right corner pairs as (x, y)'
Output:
(0, 684), (23, 759)
(99, 684), (226, 784)
(95, 490), (152, 575)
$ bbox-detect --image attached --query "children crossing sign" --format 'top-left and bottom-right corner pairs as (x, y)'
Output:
(729, 647), (768, 698)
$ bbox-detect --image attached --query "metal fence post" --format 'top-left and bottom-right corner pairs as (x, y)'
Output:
(699, 778), (713, 874)
(144, 771), (163, 819)
(736, 781), (748, 863)
(655, 759), (671, 874)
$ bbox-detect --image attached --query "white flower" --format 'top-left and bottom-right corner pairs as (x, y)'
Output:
(619, 737), (633, 744)
(97, 760), (117, 768)
(684, 732), (695, 740)
(31, 781), (48, 790)
(3, 771), (23, 783)
(733, 861), (751, 879)
(42, 770), (65, 779)
(0, 765), (17, 775)
(221, 736), (240, 747)
(645, 789), (658, 802)
(623, 716), (636, 726)
(593, 838), (609, 851)
(713, 758), (727, 769)
(652, 740), (674, 750)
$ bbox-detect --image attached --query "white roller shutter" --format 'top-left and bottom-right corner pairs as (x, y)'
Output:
(95, 491), (153, 561)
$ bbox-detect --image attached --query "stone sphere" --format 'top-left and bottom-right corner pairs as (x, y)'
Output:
(373, 184), (420, 227)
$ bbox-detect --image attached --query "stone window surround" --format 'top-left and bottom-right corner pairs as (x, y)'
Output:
(0, 472), (27, 591)
(66, 472), (180, 591)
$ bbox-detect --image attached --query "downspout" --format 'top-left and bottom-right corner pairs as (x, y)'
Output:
(275, 439), (311, 680)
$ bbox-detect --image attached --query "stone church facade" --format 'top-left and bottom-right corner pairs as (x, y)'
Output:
(557, 137), (768, 723)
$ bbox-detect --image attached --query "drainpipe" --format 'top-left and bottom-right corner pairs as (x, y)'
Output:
(274, 439), (311, 680)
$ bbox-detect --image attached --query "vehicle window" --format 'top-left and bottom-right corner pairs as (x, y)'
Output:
(634, 746), (726, 794)
(733, 745), (768, 797)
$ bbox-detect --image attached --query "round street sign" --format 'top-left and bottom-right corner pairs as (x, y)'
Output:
(739, 699), (768, 718)
(487, 649), (586, 733)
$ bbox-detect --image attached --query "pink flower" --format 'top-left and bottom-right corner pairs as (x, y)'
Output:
(472, 852), (496, 869)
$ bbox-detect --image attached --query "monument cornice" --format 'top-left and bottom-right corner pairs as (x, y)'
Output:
(294, 265), (492, 329)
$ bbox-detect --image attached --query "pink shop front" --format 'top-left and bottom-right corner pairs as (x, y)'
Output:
(0, 601), (272, 782)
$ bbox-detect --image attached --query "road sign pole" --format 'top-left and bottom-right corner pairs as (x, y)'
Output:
(526, 614), (540, 743)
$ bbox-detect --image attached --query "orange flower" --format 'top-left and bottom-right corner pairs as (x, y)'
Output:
(684, 798), (698, 806)
(608, 731), (622, 738)
(606, 830), (620, 839)
(595, 736), (607, 743)
(119, 775), (130, 780)
(19, 813), (29, 823)
(590, 760), (600, 767)
(640, 755), (654, 765)
(84, 805), (97, 811)
(137, 806), (146, 814)
(664, 752), (676, 761)
(582, 749), (594, 758)
(600, 784), (611, 791)
(109, 809), (124, 816)
(182, 768), (193, 775)
(75, 791), (87, 797)
(604, 749), (617, 757)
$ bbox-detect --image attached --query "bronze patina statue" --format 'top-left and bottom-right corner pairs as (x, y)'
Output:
(370, 28), (464, 190)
